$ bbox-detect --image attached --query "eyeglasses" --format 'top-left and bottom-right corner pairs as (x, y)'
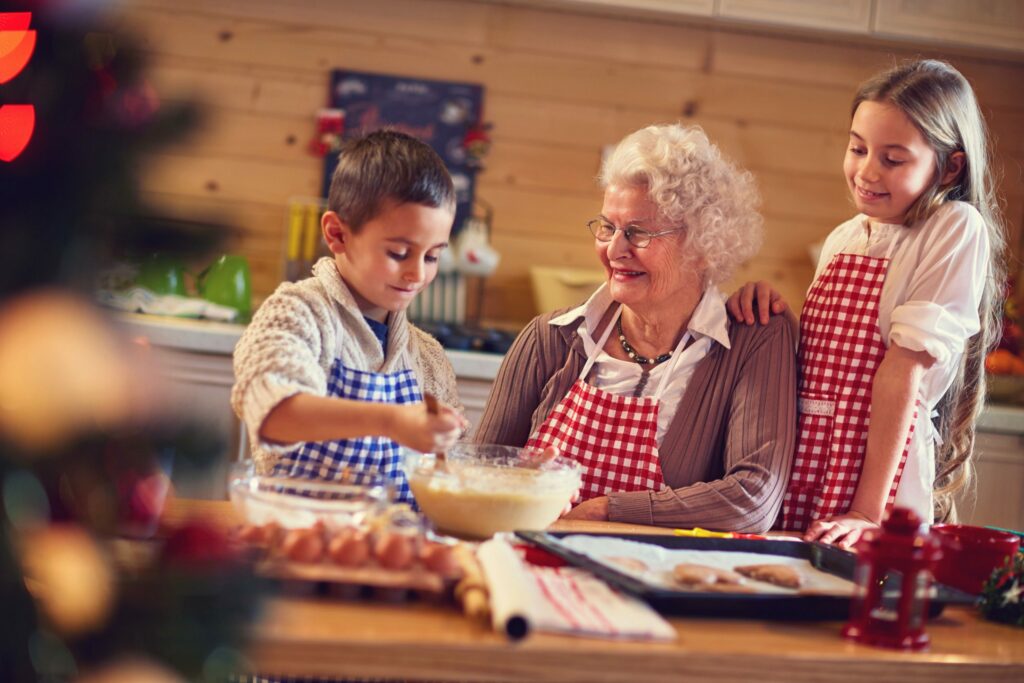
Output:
(586, 218), (685, 249)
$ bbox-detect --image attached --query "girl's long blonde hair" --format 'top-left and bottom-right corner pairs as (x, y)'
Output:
(853, 59), (1007, 522)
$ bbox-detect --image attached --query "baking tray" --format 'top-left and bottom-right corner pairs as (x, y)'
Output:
(516, 531), (977, 620)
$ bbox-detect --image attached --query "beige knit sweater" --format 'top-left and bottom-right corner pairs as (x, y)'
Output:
(474, 306), (797, 533)
(231, 258), (462, 474)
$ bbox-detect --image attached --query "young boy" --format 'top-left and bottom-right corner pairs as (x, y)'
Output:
(232, 130), (465, 503)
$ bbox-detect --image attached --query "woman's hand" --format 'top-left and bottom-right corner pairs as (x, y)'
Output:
(531, 446), (580, 515)
(560, 496), (609, 521)
(386, 401), (465, 454)
(803, 512), (878, 551)
(725, 280), (789, 325)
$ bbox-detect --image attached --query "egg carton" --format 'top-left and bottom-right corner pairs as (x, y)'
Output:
(234, 518), (468, 599)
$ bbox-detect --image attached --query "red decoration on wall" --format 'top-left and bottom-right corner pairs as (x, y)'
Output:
(0, 11), (31, 29)
(0, 12), (34, 162)
(0, 103), (35, 161)
(0, 27), (35, 83)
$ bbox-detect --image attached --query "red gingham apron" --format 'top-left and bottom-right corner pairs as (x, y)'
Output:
(526, 306), (692, 501)
(780, 238), (916, 531)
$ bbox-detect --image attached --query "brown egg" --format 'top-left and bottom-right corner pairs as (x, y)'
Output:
(374, 532), (414, 570)
(262, 522), (283, 546)
(328, 528), (371, 568)
(237, 524), (262, 544)
(281, 528), (324, 563)
(238, 522), (281, 547)
(421, 543), (461, 576)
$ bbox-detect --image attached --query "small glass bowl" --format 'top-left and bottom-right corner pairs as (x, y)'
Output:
(404, 443), (582, 539)
(228, 462), (390, 531)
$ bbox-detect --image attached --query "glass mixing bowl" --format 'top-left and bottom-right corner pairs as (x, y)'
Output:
(228, 462), (390, 531)
(404, 443), (582, 539)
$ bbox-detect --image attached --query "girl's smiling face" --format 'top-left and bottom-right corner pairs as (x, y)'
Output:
(843, 100), (940, 225)
(324, 200), (453, 322)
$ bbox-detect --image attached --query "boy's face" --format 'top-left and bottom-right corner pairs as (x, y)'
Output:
(324, 200), (454, 322)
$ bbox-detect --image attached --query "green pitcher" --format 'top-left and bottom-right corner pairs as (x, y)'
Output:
(198, 254), (252, 320)
(136, 254), (187, 296)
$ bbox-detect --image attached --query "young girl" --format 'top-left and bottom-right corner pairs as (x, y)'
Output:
(728, 59), (1006, 548)
(231, 130), (465, 503)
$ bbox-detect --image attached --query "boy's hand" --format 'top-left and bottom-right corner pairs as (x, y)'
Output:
(725, 280), (789, 325)
(387, 401), (465, 454)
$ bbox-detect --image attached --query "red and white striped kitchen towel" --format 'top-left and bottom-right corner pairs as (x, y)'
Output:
(477, 538), (675, 641)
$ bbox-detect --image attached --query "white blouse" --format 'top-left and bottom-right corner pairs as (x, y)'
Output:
(811, 201), (990, 521)
(548, 283), (732, 445)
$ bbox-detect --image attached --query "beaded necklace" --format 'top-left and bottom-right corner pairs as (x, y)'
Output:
(616, 316), (674, 397)
(617, 316), (673, 366)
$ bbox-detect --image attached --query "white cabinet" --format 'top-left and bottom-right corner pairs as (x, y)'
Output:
(719, 0), (872, 33)
(447, 349), (503, 435)
(874, 0), (1024, 53)
(482, 0), (1024, 54)
(504, 0), (715, 18)
(147, 345), (241, 500)
(957, 429), (1024, 531)
(458, 376), (494, 438)
(119, 316), (507, 499)
(118, 314), (245, 500)
(961, 404), (1024, 530)
(122, 311), (1024, 525)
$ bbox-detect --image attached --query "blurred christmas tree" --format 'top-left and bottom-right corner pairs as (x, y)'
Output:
(0, 2), (264, 681)
(979, 551), (1024, 627)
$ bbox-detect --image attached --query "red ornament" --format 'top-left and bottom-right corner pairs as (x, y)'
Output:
(0, 17), (36, 84)
(0, 104), (34, 161)
(0, 13), (35, 162)
(462, 122), (492, 169)
(843, 507), (943, 650)
(116, 469), (172, 539)
(309, 108), (345, 157)
(162, 521), (240, 568)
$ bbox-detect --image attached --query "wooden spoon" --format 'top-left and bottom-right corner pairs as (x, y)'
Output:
(423, 393), (448, 472)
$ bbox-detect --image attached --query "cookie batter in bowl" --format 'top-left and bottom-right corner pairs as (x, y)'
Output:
(406, 444), (581, 539)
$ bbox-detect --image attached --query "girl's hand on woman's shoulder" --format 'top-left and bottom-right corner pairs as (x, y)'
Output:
(726, 280), (789, 325)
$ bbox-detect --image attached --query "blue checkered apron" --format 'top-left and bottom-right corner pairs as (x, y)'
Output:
(270, 357), (422, 504)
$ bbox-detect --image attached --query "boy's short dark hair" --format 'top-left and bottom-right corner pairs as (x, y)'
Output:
(327, 129), (456, 231)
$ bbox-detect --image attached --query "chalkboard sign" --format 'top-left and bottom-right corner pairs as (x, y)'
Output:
(323, 69), (484, 234)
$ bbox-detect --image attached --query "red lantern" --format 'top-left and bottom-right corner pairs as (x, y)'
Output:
(842, 507), (943, 650)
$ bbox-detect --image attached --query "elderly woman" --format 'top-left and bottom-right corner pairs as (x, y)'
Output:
(474, 124), (796, 532)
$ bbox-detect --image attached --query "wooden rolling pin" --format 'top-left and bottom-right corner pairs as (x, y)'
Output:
(453, 543), (489, 622)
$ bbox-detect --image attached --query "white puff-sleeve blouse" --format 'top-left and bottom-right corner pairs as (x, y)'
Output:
(811, 200), (990, 520)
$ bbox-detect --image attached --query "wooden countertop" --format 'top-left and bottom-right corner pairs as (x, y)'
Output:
(167, 499), (1024, 682)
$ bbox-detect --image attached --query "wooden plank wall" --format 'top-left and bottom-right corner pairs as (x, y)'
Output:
(112, 0), (1024, 326)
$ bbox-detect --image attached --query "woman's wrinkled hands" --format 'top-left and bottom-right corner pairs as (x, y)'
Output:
(532, 446), (581, 515)
(803, 512), (878, 551)
(725, 280), (789, 325)
(560, 496), (608, 521)
(388, 401), (466, 454)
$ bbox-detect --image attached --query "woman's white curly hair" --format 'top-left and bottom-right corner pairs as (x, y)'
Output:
(599, 123), (763, 285)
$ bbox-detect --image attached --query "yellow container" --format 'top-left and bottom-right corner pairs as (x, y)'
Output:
(529, 266), (606, 314)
